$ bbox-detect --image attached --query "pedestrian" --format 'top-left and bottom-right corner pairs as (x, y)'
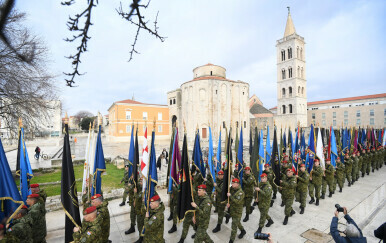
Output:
(191, 184), (213, 243)
(254, 173), (273, 234)
(73, 206), (101, 242)
(226, 178), (246, 243)
(157, 154), (164, 171)
(34, 146), (40, 159)
(263, 163), (277, 206)
(26, 194), (47, 243)
(143, 195), (165, 242)
(330, 206), (366, 242)
(162, 148), (168, 161)
(91, 194), (110, 242)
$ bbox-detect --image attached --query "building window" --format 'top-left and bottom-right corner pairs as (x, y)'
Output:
(301, 87), (304, 95)
(344, 111), (348, 118)
(289, 104), (293, 113)
(281, 50), (285, 61)
(333, 120), (336, 126)
(202, 128), (207, 138)
(322, 113), (326, 119)
(158, 112), (162, 120)
(143, 112), (148, 120)
(282, 105), (286, 114)
(322, 120), (326, 126)
(289, 87), (292, 97)
(126, 125), (131, 133)
(288, 67), (292, 78)
(384, 109), (386, 116)
(158, 125), (163, 132)
(356, 110), (360, 117)
(333, 112), (336, 119)
(125, 111), (131, 120)
(173, 99), (176, 104)
(288, 47), (292, 59)
(282, 88), (286, 97)
(312, 113), (315, 119)
(356, 119), (360, 125)
(344, 119), (348, 126)
(297, 66), (300, 77)
(210, 71), (213, 76)
(370, 109), (374, 116)
(282, 69), (286, 80)
(370, 118), (374, 125)
(297, 46), (299, 58)
(170, 99), (172, 105)
(301, 67), (304, 78)
(244, 121), (246, 128)
(300, 48), (303, 60)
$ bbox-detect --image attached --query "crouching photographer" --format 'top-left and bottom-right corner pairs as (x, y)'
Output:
(254, 232), (274, 243)
(330, 204), (367, 242)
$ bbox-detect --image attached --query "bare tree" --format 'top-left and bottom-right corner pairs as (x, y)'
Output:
(73, 110), (94, 126)
(62, 0), (165, 87)
(0, 10), (57, 140)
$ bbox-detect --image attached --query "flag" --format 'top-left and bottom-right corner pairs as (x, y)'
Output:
(18, 127), (33, 203)
(300, 132), (306, 161)
(316, 127), (325, 169)
(208, 126), (216, 184)
(280, 127), (284, 160)
(249, 129), (253, 157)
(0, 137), (24, 224)
(283, 130), (287, 153)
(288, 128), (293, 157)
(128, 125), (135, 178)
(144, 129), (158, 210)
(166, 127), (175, 189)
(141, 127), (149, 192)
(258, 129), (265, 182)
(91, 125), (106, 196)
(270, 127), (280, 187)
(132, 127), (139, 187)
(192, 130), (205, 177)
(82, 123), (93, 198)
(236, 127), (243, 187)
(266, 126), (271, 165)
(251, 126), (259, 179)
(330, 127), (338, 167)
(61, 122), (81, 243)
(221, 128), (232, 202)
(307, 124), (316, 173)
(216, 129), (222, 173)
(168, 129), (181, 193)
(292, 128), (299, 174)
(235, 126), (239, 156)
(177, 133), (194, 221)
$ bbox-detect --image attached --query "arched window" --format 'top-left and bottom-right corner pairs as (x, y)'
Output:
(300, 48), (303, 60)
(297, 46), (299, 58)
(288, 67), (292, 78)
(281, 50), (285, 61)
(301, 67), (304, 78)
(289, 104), (293, 113)
(282, 88), (286, 97)
(282, 105), (286, 114)
(282, 69), (286, 80)
(298, 86), (301, 94)
(288, 47), (292, 59)
(289, 87), (292, 97)
(301, 87), (304, 95)
(297, 66), (300, 77)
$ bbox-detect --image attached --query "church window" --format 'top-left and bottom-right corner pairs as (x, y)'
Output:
(202, 128), (207, 138)
(244, 121), (246, 128)
(170, 99), (172, 105)
(288, 67), (292, 78)
(282, 88), (286, 97)
(282, 105), (286, 114)
(282, 69), (286, 80)
(300, 48), (303, 60)
(173, 99), (176, 104)
(301, 87), (304, 95)
(297, 66), (300, 77)
(288, 47), (292, 59)
(298, 86), (300, 94)
(289, 104), (293, 113)
(281, 50), (285, 61)
(297, 47), (299, 58)
(210, 71), (213, 76)
(289, 87), (292, 97)
(223, 121), (226, 128)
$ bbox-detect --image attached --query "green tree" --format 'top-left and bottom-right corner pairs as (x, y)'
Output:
(80, 117), (96, 131)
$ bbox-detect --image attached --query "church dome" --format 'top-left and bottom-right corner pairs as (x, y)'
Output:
(192, 63), (226, 79)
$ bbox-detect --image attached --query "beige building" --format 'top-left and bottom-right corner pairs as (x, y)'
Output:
(168, 63), (250, 146)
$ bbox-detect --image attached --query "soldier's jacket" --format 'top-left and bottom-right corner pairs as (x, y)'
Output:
(170, 185), (179, 207)
(257, 181), (272, 209)
(82, 187), (90, 207)
(143, 202), (165, 243)
(355, 156), (360, 167)
(345, 158), (353, 169)
(193, 172), (204, 190)
(121, 170), (129, 184)
(242, 173), (256, 198)
(96, 201), (110, 242)
(128, 178), (136, 204)
(5, 216), (33, 243)
(311, 166), (323, 185)
(324, 164), (335, 181)
(27, 202), (46, 243)
(229, 186), (244, 217)
(263, 169), (275, 187)
(38, 189), (47, 205)
(281, 176), (297, 198)
(205, 174), (214, 195)
(195, 194), (212, 228)
(214, 177), (224, 204)
(336, 161), (345, 177)
(73, 219), (102, 243)
(296, 170), (309, 191)
(281, 162), (291, 180)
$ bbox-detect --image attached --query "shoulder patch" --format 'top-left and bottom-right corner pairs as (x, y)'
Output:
(153, 216), (157, 220)
(87, 231), (92, 235)
(8, 228), (12, 232)
(207, 203), (210, 206)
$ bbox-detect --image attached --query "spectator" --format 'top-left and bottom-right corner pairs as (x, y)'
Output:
(374, 222), (386, 242)
(35, 146), (41, 159)
(157, 154), (164, 171)
(162, 148), (168, 161)
(330, 206), (367, 243)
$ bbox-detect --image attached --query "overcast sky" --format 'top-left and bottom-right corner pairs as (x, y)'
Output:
(16, 0), (386, 116)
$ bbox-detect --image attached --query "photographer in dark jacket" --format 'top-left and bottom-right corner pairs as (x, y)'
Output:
(330, 206), (367, 243)
(374, 222), (386, 242)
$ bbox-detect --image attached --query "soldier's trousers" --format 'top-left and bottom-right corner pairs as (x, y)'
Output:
(366, 162), (371, 173)
(194, 226), (214, 243)
(357, 162), (362, 178)
(283, 195), (294, 216)
(272, 183), (278, 195)
(122, 186), (129, 202)
(181, 212), (196, 239)
(230, 215), (244, 241)
(172, 204), (178, 225)
(336, 176), (344, 189)
(244, 197), (253, 215)
(308, 182), (321, 199)
(258, 206), (271, 228)
(346, 168), (352, 183)
(130, 202), (136, 226)
(137, 213), (145, 236)
(216, 204), (226, 225)
(322, 178), (334, 194)
(352, 164), (358, 181)
(297, 190), (307, 208)
(371, 160), (377, 171)
(361, 162), (367, 175)
(333, 177), (337, 191)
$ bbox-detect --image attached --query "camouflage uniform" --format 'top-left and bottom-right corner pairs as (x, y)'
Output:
(335, 160), (345, 190)
(345, 157), (353, 185)
(365, 151), (371, 174)
(27, 202), (47, 243)
(194, 194), (213, 243)
(356, 154), (362, 179)
(73, 219), (102, 243)
(229, 186), (245, 241)
(308, 165), (323, 201)
(128, 178), (137, 227)
(371, 149), (377, 172)
(38, 189), (47, 205)
(96, 201), (110, 242)
(144, 202), (165, 243)
(134, 190), (145, 236)
(242, 172), (256, 216)
(295, 169), (309, 209)
(322, 163), (335, 196)
(263, 168), (277, 197)
(352, 155), (359, 182)
(257, 181), (272, 228)
(281, 175), (297, 216)
(170, 185), (179, 226)
(82, 187), (91, 207)
(361, 151), (367, 176)
(5, 216), (33, 243)
(205, 174), (214, 199)
(214, 177), (225, 226)
(121, 170), (129, 203)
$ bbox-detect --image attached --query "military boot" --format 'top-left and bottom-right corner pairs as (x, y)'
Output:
(225, 215), (230, 224)
(125, 224), (135, 234)
(214, 208), (218, 213)
(348, 182), (351, 187)
(272, 193), (277, 199)
(265, 219), (274, 227)
(351, 181), (354, 185)
(212, 224), (221, 233)
(134, 237), (143, 243)
(168, 224), (177, 233)
(321, 194), (325, 199)
(191, 233), (196, 239)
(315, 199), (319, 206)
(283, 216), (289, 225)
(300, 207), (305, 214)
(119, 201), (125, 206)
(253, 201), (258, 206)
(339, 187), (342, 193)
(238, 229), (246, 239)
(177, 238), (185, 243)
(362, 173), (365, 177)
(255, 227), (262, 234)
(328, 192), (333, 198)
(372, 169), (375, 173)
(243, 214), (249, 222)
(229, 240), (234, 243)
(270, 200), (274, 207)
(309, 198), (315, 204)
(367, 172), (369, 175)
(281, 201), (285, 207)
(167, 212), (173, 221)
(290, 209), (296, 216)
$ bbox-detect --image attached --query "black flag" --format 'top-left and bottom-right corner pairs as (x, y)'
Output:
(271, 127), (281, 187)
(61, 123), (81, 243)
(177, 133), (194, 221)
(221, 128), (232, 202)
(251, 126), (259, 179)
(132, 127), (139, 187)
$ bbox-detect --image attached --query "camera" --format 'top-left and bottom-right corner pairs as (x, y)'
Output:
(335, 204), (344, 212)
(254, 232), (269, 240)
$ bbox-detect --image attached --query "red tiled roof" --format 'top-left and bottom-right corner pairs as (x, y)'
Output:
(116, 99), (143, 104)
(269, 93), (386, 110)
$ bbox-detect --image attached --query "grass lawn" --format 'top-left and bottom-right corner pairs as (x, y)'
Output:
(15, 163), (124, 197)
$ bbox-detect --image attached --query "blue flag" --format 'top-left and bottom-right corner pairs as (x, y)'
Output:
(300, 132), (306, 161)
(145, 130), (158, 210)
(19, 128), (33, 203)
(307, 124), (316, 173)
(208, 127), (216, 184)
(258, 129), (265, 182)
(0, 137), (24, 224)
(92, 125), (106, 196)
(192, 131), (205, 177)
(216, 130), (222, 173)
(128, 125), (135, 178)
(283, 131), (287, 151)
(237, 127), (243, 187)
(330, 127), (338, 168)
(266, 126), (271, 165)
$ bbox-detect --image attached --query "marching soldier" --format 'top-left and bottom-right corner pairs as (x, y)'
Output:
(26, 194), (46, 243)
(212, 170), (225, 233)
(321, 158), (335, 199)
(91, 194), (110, 242)
(191, 184), (213, 243)
(356, 151), (362, 180)
(73, 206), (102, 243)
(226, 178), (246, 243)
(254, 173), (273, 234)
(30, 184), (47, 205)
(365, 148), (371, 175)
(361, 149), (367, 177)
(120, 165), (130, 206)
(263, 163), (277, 205)
(351, 152), (359, 184)
(143, 195), (165, 242)
(125, 175), (137, 235)
(281, 169), (296, 225)
(344, 153), (353, 186)
(204, 172), (214, 200)
(242, 166), (255, 222)
(295, 164), (309, 214)
(308, 158), (322, 206)
(3, 205), (32, 242)
(168, 183), (179, 234)
(335, 157), (345, 192)
(133, 179), (145, 243)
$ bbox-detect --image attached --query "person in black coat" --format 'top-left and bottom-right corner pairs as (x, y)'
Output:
(374, 222), (386, 242)
(330, 206), (367, 243)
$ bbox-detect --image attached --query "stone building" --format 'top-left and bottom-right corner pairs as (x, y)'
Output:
(167, 63), (250, 146)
